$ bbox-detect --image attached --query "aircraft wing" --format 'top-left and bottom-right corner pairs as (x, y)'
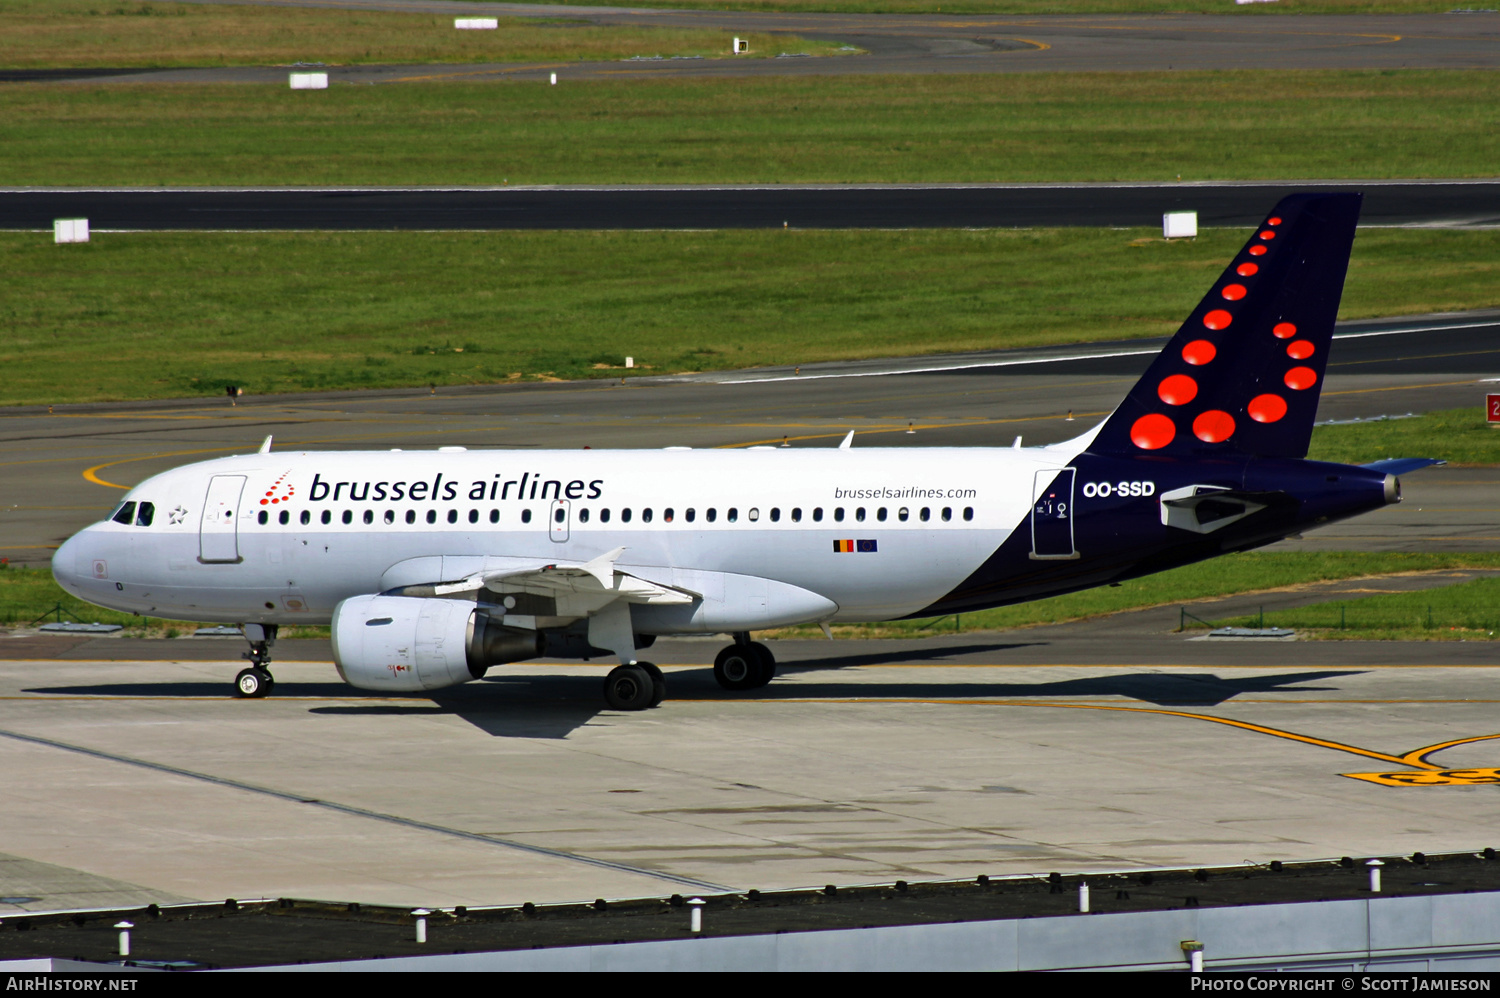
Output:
(430, 547), (695, 606)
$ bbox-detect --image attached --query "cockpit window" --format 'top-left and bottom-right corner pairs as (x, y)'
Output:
(136, 502), (155, 527)
(112, 502), (137, 525)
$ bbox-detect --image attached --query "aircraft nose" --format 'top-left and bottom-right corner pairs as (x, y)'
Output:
(51, 530), (89, 599)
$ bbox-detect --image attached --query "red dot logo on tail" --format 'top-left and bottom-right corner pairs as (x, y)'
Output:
(1285, 367), (1317, 390)
(1248, 394), (1288, 423)
(1193, 410), (1235, 443)
(1158, 375), (1198, 406)
(1130, 414), (1175, 450)
(1203, 310), (1233, 331)
(1181, 340), (1216, 366)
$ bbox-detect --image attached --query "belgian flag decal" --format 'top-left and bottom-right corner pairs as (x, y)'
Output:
(833, 539), (878, 553)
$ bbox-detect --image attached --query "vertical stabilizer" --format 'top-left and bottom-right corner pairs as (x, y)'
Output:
(1089, 192), (1362, 460)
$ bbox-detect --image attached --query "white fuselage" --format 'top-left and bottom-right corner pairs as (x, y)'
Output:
(53, 440), (1089, 631)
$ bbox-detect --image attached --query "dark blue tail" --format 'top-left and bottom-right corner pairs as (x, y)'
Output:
(1089, 192), (1362, 460)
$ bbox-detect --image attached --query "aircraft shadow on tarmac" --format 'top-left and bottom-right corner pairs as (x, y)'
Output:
(27, 667), (1363, 740)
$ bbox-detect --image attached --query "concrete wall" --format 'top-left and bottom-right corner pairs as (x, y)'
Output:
(258, 891), (1500, 972)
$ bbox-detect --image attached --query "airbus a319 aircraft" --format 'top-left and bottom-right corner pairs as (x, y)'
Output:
(53, 193), (1430, 710)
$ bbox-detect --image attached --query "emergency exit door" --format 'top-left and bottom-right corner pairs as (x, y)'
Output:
(549, 499), (571, 542)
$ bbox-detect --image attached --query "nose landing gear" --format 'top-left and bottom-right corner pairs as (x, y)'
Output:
(713, 634), (775, 691)
(235, 623), (278, 698)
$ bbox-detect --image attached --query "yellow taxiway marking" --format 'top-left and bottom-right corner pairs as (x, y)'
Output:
(9, 682), (1499, 782)
(83, 447), (242, 490)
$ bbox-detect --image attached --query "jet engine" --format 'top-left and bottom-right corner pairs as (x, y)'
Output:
(331, 595), (542, 692)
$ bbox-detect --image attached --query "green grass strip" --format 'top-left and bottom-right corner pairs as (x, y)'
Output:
(778, 552), (1500, 638)
(1209, 574), (1500, 641)
(5, 227), (1498, 407)
(1309, 408), (1500, 468)
(2, 71), (1497, 186)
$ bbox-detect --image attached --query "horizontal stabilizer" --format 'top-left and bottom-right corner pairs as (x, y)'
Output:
(1359, 458), (1446, 476)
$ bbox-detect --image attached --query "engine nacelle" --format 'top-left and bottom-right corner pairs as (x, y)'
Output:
(331, 595), (541, 692)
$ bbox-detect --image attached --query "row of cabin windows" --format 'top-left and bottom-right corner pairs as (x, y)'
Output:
(254, 505), (977, 526)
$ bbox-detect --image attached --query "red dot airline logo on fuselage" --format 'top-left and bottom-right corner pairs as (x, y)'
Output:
(260, 471), (295, 506)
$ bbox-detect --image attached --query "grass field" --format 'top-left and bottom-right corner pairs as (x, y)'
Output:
(2, 71), (1496, 186)
(3, 227), (1497, 406)
(1309, 409), (1500, 468)
(9, 553), (1499, 640)
(482, 0), (1459, 14)
(1205, 574), (1500, 641)
(0, 0), (836, 68)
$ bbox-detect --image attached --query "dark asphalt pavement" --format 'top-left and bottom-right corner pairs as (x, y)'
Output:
(6, 181), (1500, 230)
(29, 4), (1500, 80)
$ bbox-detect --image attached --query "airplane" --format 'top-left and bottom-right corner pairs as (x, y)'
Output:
(52, 192), (1433, 710)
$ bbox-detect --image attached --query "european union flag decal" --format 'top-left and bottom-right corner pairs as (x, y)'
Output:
(856, 539), (878, 553)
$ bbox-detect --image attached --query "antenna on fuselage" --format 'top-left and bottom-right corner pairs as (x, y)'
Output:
(258, 435), (273, 454)
(837, 431), (854, 450)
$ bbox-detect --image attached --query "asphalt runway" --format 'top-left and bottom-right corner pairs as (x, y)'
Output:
(31, 4), (1500, 82)
(5, 639), (1500, 911)
(8, 180), (1500, 231)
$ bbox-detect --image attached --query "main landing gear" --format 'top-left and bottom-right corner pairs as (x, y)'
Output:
(234, 623), (278, 699)
(713, 633), (775, 692)
(603, 662), (666, 711)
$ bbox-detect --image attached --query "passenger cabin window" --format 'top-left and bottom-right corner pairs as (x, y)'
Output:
(257, 510), (268, 525)
(963, 507), (974, 521)
(521, 509), (532, 524)
(706, 508), (717, 523)
(792, 508), (802, 522)
(877, 507), (887, 522)
(920, 508), (931, 522)
(301, 510), (311, 526)
(898, 507), (909, 522)
(406, 510), (416, 524)
(136, 502), (155, 527)
(813, 507), (823, 522)
(383, 510), (394, 525)
(770, 508), (780, 523)
(447, 509), (458, 524)
(579, 508), (590, 523)
(490, 509), (499, 523)
(855, 507), (865, 522)
(685, 508), (696, 523)
(112, 502), (136, 525)
(622, 508), (632, 523)
(942, 507), (953, 521)
(280, 510), (290, 525)
(426, 510), (437, 524)
(469, 509), (479, 524)
(600, 509), (611, 523)
(554, 508), (566, 523)
(321, 510), (332, 525)
(834, 508), (845, 522)
(664, 508), (674, 523)
(727, 508), (738, 523)
(342, 510), (353, 525)
(363, 510), (374, 525)
(642, 508), (653, 523)
(748, 508), (760, 522)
